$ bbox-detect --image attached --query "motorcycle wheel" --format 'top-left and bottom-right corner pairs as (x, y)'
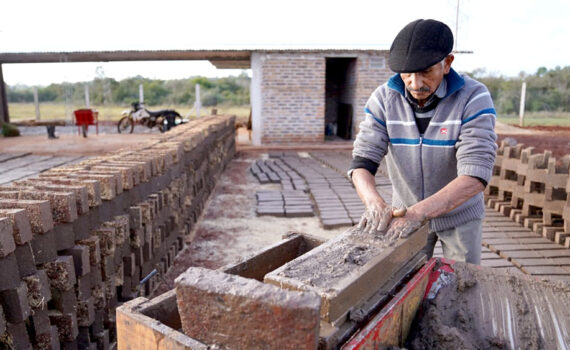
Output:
(117, 117), (134, 134)
(158, 117), (168, 133)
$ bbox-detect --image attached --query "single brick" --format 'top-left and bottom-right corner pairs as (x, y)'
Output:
(76, 273), (92, 301)
(72, 174), (116, 200)
(22, 270), (51, 310)
(0, 253), (21, 291)
(0, 217), (16, 257)
(0, 282), (32, 323)
(15, 242), (37, 277)
(0, 305), (5, 336)
(50, 288), (77, 314)
(30, 308), (52, 336)
(48, 310), (79, 342)
(77, 298), (95, 327)
(175, 267), (321, 350)
(77, 236), (101, 266)
(0, 208), (33, 245)
(43, 256), (77, 291)
(6, 321), (33, 350)
(0, 199), (53, 234)
(34, 324), (61, 350)
(14, 190), (78, 224)
(30, 229), (58, 264)
(61, 245), (91, 277)
(92, 227), (115, 256)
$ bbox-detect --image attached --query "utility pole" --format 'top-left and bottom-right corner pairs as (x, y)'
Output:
(455, 0), (460, 50)
(139, 84), (144, 103)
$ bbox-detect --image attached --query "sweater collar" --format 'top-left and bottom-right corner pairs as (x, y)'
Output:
(387, 67), (465, 100)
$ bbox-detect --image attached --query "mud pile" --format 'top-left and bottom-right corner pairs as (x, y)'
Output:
(406, 262), (570, 349)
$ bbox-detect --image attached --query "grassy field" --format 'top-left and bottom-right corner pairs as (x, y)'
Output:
(8, 103), (251, 123)
(497, 111), (570, 127)
(8, 103), (570, 128)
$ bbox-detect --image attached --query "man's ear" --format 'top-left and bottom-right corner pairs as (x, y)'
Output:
(444, 54), (455, 74)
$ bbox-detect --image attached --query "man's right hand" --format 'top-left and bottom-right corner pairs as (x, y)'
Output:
(357, 201), (393, 234)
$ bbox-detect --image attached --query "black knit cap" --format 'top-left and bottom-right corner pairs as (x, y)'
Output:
(388, 19), (454, 73)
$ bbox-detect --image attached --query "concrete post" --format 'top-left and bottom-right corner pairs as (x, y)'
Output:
(250, 53), (262, 145)
(33, 87), (41, 121)
(139, 84), (144, 103)
(519, 81), (526, 127)
(0, 64), (9, 124)
(194, 84), (201, 117)
(84, 85), (90, 108)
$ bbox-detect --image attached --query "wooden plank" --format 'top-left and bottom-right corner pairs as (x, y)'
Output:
(0, 153), (31, 163)
(0, 155), (53, 175)
(521, 266), (570, 275)
(480, 259), (514, 268)
(116, 294), (208, 350)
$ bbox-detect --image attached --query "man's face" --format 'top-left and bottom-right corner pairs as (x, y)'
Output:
(400, 55), (454, 104)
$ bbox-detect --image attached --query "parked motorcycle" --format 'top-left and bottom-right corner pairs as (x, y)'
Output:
(117, 102), (183, 133)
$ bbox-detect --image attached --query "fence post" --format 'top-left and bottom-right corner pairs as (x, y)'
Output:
(519, 81), (527, 127)
(85, 84), (90, 108)
(195, 84), (201, 118)
(139, 84), (144, 103)
(33, 87), (41, 121)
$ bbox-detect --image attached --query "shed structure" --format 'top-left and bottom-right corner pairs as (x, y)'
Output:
(0, 49), (393, 144)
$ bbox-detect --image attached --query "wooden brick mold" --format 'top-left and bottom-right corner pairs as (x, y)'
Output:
(0, 115), (236, 349)
(117, 226), (428, 350)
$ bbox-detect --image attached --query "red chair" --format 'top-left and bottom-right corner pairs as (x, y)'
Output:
(73, 109), (99, 137)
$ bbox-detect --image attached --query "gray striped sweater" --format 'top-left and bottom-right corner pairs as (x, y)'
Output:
(352, 68), (497, 231)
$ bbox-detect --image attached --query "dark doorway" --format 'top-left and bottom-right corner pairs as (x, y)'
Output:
(325, 57), (356, 140)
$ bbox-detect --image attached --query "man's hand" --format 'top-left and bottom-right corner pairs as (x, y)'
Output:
(357, 201), (392, 234)
(385, 207), (426, 241)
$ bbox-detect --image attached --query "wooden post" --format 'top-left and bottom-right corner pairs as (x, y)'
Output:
(84, 84), (90, 108)
(519, 81), (527, 127)
(33, 87), (41, 121)
(139, 84), (144, 103)
(195, 84), (201, 118)
(0, 64), (9, 124)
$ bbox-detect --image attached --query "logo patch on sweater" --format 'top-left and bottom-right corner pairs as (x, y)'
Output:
(440, 128), (448, 135)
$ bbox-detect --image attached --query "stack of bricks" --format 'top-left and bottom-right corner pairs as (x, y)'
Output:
(250, 156), (307, 191)
(485, 139), (570, 248)
(255, 190), (314, 217)
(0, 115), (235, 349)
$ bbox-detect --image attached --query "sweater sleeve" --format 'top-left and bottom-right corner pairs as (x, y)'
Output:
(351, 87), (390, 168)
(456, 82), (498, 183)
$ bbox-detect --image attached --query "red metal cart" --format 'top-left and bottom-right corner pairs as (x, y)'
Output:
(73, 109), (99, 137)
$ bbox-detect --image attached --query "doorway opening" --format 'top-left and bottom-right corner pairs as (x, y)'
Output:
(325, 57), (356, 140)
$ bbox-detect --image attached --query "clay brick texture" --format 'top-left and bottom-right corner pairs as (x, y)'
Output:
(255, 51), (392, 144)
(175, 267), (321, 350)
(0, 115), (236, 349)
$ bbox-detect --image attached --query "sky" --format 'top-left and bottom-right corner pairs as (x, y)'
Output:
(1, 0), (569, 86)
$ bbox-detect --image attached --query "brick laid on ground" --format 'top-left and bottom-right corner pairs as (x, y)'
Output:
(175, 267), (321, 350)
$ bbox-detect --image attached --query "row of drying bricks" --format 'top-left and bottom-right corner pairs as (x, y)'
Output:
(0, 146), (196, 349)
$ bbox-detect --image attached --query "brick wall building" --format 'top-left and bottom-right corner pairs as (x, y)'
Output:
(251, 50), (393, 145)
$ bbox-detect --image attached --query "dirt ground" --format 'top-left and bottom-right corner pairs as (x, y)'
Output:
(153, 152), (348, 294)
(495, 124), (570, 159)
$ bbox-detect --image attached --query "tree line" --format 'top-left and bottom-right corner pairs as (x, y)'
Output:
(7, 66), (570, 114)
(467, 66), (570, 114)
(6, 72), (251, 107)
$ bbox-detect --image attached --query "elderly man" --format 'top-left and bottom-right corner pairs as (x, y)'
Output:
(350, 19), (497, 264)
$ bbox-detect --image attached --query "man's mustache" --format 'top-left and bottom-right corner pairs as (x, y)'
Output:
(407, 86), (431, 93)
